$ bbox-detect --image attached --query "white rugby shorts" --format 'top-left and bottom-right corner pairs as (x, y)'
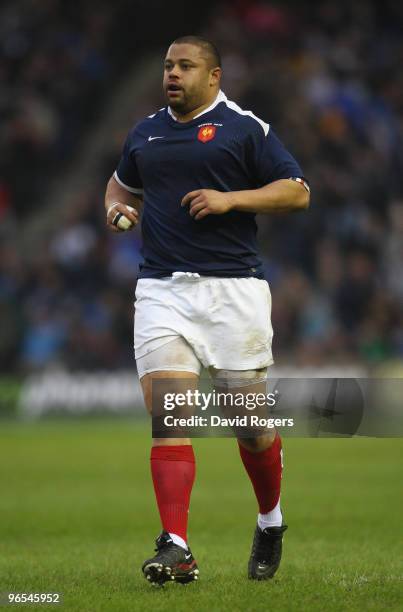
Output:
(134, 272), (274, 373)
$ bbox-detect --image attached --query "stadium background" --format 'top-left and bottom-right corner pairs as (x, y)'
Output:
(0, 1), (402, 611)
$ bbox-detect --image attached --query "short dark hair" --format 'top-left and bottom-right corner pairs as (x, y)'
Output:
(171, 35), (221, 69)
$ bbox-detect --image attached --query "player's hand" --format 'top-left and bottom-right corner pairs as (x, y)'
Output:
(106, 202), (139, 232)
(181, 189), (233, 220)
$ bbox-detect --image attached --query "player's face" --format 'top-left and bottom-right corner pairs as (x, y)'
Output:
(163, 44), (219, 114)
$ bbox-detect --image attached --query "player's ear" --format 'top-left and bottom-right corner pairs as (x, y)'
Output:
(209, 66), (221, 87)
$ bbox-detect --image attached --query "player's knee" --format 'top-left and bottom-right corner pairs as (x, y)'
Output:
(140, 373), (153, 414)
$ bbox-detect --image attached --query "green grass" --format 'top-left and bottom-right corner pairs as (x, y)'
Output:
(0, 419), (402, 611)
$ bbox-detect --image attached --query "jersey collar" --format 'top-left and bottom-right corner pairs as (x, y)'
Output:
(167, 90), (227, 122)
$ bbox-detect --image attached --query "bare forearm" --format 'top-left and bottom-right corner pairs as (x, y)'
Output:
(228, 179), (310, 213)
(104, 175), (143, 213)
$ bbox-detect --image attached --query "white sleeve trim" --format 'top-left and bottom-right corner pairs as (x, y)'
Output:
(224, 96), (270, 136)
(113, 171), (144, 195)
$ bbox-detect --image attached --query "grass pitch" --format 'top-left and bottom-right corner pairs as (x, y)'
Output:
(0, 419), (402, 611)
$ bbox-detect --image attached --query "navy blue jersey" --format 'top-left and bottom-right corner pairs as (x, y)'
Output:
(115, 90), (304, 279)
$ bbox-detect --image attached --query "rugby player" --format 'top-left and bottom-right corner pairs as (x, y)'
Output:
(104, 35), (310, 585)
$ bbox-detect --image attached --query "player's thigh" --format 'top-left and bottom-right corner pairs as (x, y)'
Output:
(141, 370), (199, 415)
(137, 337), (201, 412)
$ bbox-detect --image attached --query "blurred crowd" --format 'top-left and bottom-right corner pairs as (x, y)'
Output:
(1, 0), (403, 373)
(0, 0), (117, 220)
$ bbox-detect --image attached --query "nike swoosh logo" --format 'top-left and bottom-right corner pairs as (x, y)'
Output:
(185, 554), (192, 560)
(148, 136), (165, 141)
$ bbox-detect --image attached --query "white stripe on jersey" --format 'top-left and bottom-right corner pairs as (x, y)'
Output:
(148, 108), (165, 118)
(113, 170), (144, 194)
(166, 90), (270, 136)
(223, 95), (270, 137)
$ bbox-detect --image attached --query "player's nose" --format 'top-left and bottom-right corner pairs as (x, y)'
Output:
(167, 64), (181, 78)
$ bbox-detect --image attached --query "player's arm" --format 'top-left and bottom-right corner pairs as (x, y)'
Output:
(182, 179), (309, 220)
(105, 124), (144, 232)
(105, 175), (142, 232)
(228, 177), (310, 213)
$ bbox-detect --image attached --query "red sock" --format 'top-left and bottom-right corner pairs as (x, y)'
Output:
(238, 434), (282, 513)
(150, 445), (195, 542)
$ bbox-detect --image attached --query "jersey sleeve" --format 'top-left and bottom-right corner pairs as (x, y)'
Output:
(250, 126), (306, 186)
(114, 127), (144, 195)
